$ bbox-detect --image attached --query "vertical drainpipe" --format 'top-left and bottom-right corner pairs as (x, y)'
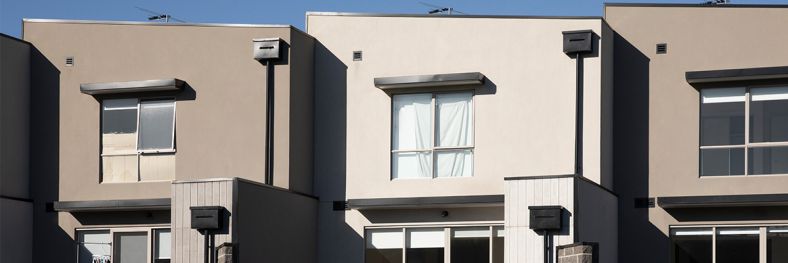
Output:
(253, 38), (284, 185)
(562, 29), (595, 261)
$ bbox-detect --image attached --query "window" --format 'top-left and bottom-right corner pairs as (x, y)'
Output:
(101, 98), (176, 183)
(671, 225), (788, 263)
(78, 227), (170, 263)
(392, 92), (473, 179)
(365, 225), (503, 263)
(700, 87), (788, 176)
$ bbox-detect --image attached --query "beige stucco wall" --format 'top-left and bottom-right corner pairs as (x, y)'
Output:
(23, 20), (314, 262)
(309, 14), (610, 200)
(309, 14), (612, 263)
(606, 5), (788, 263)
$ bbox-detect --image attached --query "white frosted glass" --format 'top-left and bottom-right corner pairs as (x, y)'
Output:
(393, 94), (431, 150)
(138, 100), (175, 150)
(367, 229), (404, 249)
(436, 92), (473, 147)
(751, 87), (788, 101)
(701, 88), (745, 104)
(408, 228), (445, 248)
(435, 150), (473, 177)
(79, 230), (111, 262)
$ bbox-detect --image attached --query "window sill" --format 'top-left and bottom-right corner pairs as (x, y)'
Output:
(100, 180), (174, 184)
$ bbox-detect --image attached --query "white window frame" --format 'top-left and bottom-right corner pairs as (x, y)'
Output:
(699, 86), (788, 177)
(363, 224), (504, 263)
(390, 91), (475, 180)
(670, 224), (788, 263)
(76, 226), (170, 263)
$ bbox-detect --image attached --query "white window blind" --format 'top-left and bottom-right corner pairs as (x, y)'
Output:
(452, 227), (489, 238)
(701, 88), (745, 104)
(392, 94), (432, 179)
(751, 87), (788, 101)
(366, 229), (404, 249)
(408, 228), (445, 248)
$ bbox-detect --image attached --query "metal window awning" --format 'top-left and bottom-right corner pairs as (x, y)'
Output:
(80, 78), (185, 95)
(53, 198), (171, 212)
(373, 72), (485, 90)
(347, 195), (504, 210)
(658, 194), (788, 209)
(686, 66), (788, 84)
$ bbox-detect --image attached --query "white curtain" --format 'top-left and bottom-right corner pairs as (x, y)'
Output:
(392, 94), (432, 179)
(436, 93), (473, 177)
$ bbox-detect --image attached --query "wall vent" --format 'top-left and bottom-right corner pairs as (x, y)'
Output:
(656, 43), (667, 54)
(65, 56), (74, 66)
(333, 201), (348, 211)
(353, 51), (362, 61)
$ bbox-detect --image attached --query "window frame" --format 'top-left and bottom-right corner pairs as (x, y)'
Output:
(390, 91), (475, 180)
(670, 224), (788, 263)
(363, 224), (504, 263)
(699, 85), (788, 177)
(76, 226), (170, 263)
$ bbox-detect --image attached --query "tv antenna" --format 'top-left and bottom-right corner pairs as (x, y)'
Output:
(419, 2), (467, 15)
(703, 0), (729, 4)
(135, 6), (186, 23)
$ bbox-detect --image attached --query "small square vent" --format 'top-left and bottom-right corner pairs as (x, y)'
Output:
(353, 51), (362, 61)
(635, 197), (656, 208)
(65, 56), (74, 66)
(656, 43), (667, 54)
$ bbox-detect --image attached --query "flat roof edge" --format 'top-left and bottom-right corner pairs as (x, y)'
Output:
(305, 11), (602, 20)
(604, 3), (788, 8)
(22, 18), (295, 29)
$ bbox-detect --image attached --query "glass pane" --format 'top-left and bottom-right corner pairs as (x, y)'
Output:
(768, 227), (788, 263)
(700, 148), (744, 176)
(701, 88), (745, 146)
(102, 99), (138, 134)
(392, 152), (431, 179)
(751, 87), (788, 143)
(492, 227), (504, 263)
(436, 93), (473, 147)
(716, 228), (759, 263)
(114, 232), (148, 263)
(393, 94), (432, 150)
(366, 229), (403, 263)
(435, 150), (473, 178)
(670, 228), (712, 263)
(78, 230), (111, 263)
(139, 100), (175, 151)
(407, 228), (444, 263)
(155, 229), (171, 260)
(450, 227), (489, 263)
(749, 147), (788, 175)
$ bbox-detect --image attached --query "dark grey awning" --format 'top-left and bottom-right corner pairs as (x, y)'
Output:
(658, 194), (788, 209)
(80, 79), (185, 95)
(53, 198), (171, 212)
(686, 66), (788, 84)
(374, 72), (485, 90)
(347, 195), (503, 210)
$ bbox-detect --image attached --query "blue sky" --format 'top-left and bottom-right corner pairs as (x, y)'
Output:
(2, 0), (788, 38)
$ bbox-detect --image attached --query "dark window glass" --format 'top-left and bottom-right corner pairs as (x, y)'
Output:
(366, 249), (403, 263)
(450, 228), (489, 263)
(716, 228), (759, 263)
(671, 228), (712, 263)
(102, 99), (138, 134)
(750, 87), (788, 143)
(749, 147), (788, 175)
(700, 148), (745, 176)
(701, 88), (745, 146)
(407, 248), (444, 263)
(768, 227), (788, 263)
(492, 227), (504, 263)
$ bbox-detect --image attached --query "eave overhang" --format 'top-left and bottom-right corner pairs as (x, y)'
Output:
(80, 78), (185, 95)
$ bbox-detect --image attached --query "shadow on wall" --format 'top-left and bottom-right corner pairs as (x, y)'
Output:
(29, 47), (73, 263)
(668, 206), (788, 222)
(312, 41), (363, 263)
(361, 206), (505, 225)
(612, 33), (669, 263)
(73, 210), (171, 226)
